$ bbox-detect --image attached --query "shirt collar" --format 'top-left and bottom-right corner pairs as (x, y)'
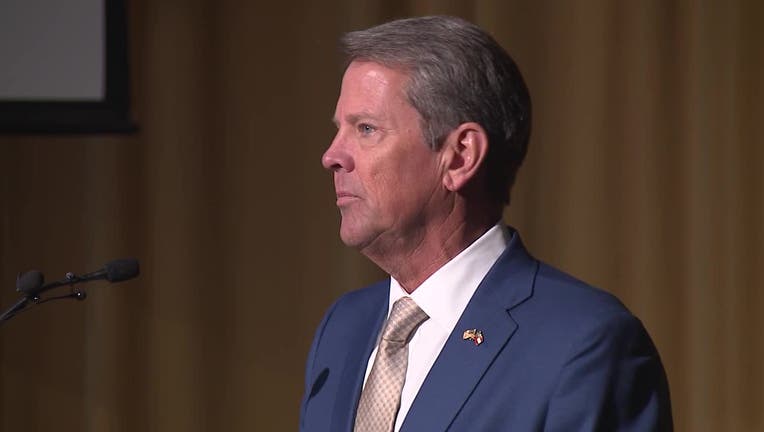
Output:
(388, 224), (511, 334)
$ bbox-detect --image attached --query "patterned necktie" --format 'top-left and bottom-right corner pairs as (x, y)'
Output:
(354, 297), (429, 432)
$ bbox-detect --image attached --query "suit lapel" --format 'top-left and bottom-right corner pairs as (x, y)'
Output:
(330, 282), (389, 432)
(400, 233), (538, 431)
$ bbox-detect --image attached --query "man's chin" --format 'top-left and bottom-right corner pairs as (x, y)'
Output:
(339, 230), (367, 249)
(339, 223), (376, 250)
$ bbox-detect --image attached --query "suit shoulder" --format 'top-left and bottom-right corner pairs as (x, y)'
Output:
(331, 280), (388, 311)
(306, 280), (388, 367)
(527, 262), (635, 325)
(314, 280), (388, 332)
(512, 261), (660, 371)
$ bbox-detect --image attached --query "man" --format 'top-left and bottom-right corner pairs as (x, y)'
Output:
(301, 16), (672, 432)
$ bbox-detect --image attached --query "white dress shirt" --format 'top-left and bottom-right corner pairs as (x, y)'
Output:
(361, 224), (511, 432)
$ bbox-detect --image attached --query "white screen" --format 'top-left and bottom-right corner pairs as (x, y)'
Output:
(0, 0), (104, 101)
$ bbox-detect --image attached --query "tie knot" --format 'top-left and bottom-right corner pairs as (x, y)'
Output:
(382, 297), (429, 343)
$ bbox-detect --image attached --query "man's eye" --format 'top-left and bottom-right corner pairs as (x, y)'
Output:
(358, 123), (376, 135)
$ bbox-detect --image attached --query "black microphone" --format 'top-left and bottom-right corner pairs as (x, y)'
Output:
(16, 271), (44, 296)
(78, 259), (140, 283)
(16, 258), (140, 296)
(105, 258), (140, 282)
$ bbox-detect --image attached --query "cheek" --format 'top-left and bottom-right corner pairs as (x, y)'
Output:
(372, 156), (438, 210)
(397, 150), (441, 188)
(364, 169), (397, 208)
(353, 162), (406, 220)
(358, 137), (441, 211)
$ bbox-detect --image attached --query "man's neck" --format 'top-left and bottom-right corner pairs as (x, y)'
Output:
(362, 215), (499, 293)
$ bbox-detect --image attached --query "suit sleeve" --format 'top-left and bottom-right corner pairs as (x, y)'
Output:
(543, 313), (673, 432)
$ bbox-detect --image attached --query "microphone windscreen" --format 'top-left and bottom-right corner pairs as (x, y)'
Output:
(16, 271), (44, 295)
(105, 259), (140, 282)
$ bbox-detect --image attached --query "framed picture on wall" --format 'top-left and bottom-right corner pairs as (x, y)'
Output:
(0, 0), (135, 133)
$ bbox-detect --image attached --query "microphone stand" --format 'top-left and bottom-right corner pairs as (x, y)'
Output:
(0, 259), (138, 325)
(0, 297), (35, 323)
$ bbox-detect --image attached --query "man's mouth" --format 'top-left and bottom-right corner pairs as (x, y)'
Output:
(335, 191), (359, 206)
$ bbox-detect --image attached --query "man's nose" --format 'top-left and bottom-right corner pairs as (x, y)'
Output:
(321, 134), (354, 172)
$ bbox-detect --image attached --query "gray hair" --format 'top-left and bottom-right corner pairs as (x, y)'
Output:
(340, 15), (531, 204)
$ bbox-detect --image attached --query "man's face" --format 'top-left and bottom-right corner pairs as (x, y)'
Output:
(322, 61), (446, 252)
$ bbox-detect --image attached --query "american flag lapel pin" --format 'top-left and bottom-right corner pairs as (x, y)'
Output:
(462, 329), (484, 346)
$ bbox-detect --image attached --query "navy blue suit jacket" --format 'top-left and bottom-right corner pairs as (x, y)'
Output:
(300, 232), (672, 431)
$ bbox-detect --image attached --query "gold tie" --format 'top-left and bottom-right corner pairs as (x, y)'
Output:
(354, 297), (429, 432)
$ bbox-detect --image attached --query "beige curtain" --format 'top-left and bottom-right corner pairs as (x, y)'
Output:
(0, 0), (761, 430)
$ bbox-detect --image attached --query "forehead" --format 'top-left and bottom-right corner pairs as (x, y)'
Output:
(335, 61), (412, 117)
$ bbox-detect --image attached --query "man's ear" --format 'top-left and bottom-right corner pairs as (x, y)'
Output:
(441, 122), (489, 192)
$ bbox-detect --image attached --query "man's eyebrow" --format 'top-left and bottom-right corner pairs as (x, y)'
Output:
(332, 112), (384, 126)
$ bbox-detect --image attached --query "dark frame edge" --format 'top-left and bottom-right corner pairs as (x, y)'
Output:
(0, 0), (137, 135)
